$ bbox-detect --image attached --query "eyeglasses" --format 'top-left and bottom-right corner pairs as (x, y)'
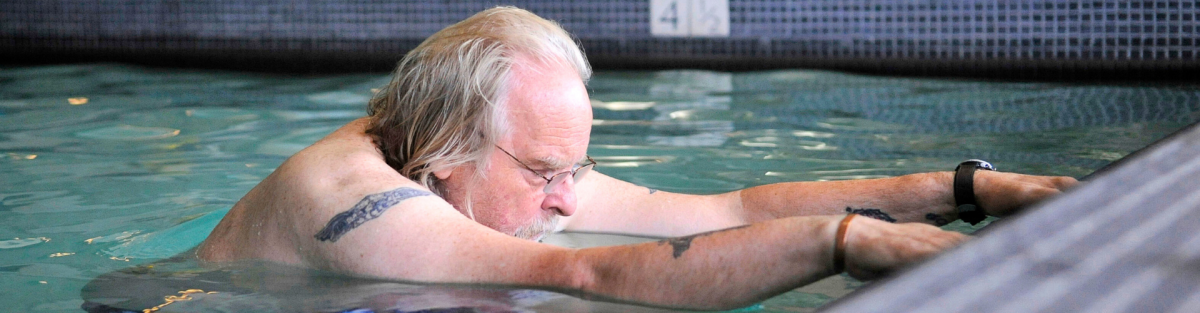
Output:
(495, 145), (596, 194)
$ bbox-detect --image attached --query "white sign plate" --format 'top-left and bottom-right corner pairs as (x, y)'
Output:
(650, 0), (729, 38)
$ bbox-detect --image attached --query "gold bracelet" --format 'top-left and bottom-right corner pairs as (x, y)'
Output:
(833, 213), (857, 274)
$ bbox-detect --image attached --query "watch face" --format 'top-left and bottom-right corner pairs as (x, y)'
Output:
(963, 159), (996, 171)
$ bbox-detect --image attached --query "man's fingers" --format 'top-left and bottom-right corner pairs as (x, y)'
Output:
(977, 172), (1079, 216)
(1051, 176), (1080, 189)
(1013, 175), (1077, 209)
(934, 230), (970, 247)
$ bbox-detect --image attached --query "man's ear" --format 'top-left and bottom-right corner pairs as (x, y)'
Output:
(433, 166), (453, 181)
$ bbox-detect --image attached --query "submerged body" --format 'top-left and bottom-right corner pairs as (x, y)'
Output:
(197, 7), (1075, 310)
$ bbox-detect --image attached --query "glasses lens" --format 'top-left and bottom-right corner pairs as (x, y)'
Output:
(542, 163), (595, 194)
(572, 163), (594, 183)
(543, 172), (569, 194)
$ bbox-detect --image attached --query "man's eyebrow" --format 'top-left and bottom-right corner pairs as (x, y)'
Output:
(530, 155), (583, 171)
(530, 156), (571, 171)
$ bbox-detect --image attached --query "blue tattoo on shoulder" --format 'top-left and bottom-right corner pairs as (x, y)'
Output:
(313, 187), (434, 243)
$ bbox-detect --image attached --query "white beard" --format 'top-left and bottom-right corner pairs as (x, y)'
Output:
(513, 214), (560, 242)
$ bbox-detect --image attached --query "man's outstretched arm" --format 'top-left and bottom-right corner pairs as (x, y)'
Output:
(564, 170), (1076, 237)
(572, 214), (966, 307)
(738, 170), (1078, 225)
(309, 187), (963, 310)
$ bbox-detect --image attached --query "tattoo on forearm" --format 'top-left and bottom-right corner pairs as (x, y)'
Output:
(925, 213), (950, 226)
(663, 237), (693, 258)
(648, 187), (658, 194)
(845, 207), (897, 223)
(658, 225), (750, 259)
(314, 187), (434, 243)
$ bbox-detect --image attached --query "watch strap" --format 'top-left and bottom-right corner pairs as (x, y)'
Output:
(954, 159), (995, 225)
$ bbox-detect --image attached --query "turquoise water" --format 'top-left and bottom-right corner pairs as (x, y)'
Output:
(1, 64), (1198, 312)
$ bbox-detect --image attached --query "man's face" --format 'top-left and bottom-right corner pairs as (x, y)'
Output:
(439, 56), (593, 241)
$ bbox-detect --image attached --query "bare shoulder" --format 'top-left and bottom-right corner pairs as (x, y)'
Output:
(200, 119), (570, 284)
(260, 118), (416, 219)
(268, 120), (566, 282)
(198, 118), (446, 264)
(291, 118), (403, 186)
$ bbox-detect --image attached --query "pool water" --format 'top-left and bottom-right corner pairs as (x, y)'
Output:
(1, 64), (1198, 312)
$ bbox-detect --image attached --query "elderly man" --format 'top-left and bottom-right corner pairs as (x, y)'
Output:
(197, 7), (1076, 310)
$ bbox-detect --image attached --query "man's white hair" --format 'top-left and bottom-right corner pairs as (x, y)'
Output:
(366, 6), (591, 216)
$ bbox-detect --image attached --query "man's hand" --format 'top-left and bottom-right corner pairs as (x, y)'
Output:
(835, 170), (1076, 280)
(974, 171), (1079, 217)
(842, 217), (970, 280)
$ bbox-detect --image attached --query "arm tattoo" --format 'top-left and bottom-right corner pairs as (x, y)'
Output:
(663, 237), (693, 258)
(648, 187), (658, 194)
(313, 187), (434, 243)
(926, 213), (950, 226)
(845, 207), (897, 223)
(658, 225), (750, 259)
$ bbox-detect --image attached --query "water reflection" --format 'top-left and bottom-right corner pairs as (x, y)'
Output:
(591, 155), (674, 168)
(0, 237), (50, 249)
(2, 65), (1198, 312)
(76, 125), (181, 140)
(82, 257), (675, 313)
(591, 71), (737, 147)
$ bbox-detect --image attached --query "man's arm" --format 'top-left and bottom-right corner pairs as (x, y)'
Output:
(308, 187), (964, 310)
(564, 170), (1077, 237)
(738, 170), (1078, 225)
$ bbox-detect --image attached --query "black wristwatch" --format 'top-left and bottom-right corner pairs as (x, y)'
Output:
(954, 159), (996, 225)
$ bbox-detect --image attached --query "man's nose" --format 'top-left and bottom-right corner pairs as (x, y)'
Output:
(543, 177), (578, 216)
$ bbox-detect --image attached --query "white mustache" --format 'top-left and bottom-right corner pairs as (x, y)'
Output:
(513, 214), (560, 242)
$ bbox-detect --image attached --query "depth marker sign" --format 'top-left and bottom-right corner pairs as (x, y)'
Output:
(650, 0), (730, 38)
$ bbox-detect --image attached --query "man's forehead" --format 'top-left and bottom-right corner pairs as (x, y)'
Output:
(507, 124), (588, 169)
(503, 55), (593, 170)
(505, 118), (590, 170)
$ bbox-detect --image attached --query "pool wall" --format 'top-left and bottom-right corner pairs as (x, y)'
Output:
(3, 0), (1199, 78)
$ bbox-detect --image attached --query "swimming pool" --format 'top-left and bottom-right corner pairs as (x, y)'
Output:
(2, 64), (1197, 312)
